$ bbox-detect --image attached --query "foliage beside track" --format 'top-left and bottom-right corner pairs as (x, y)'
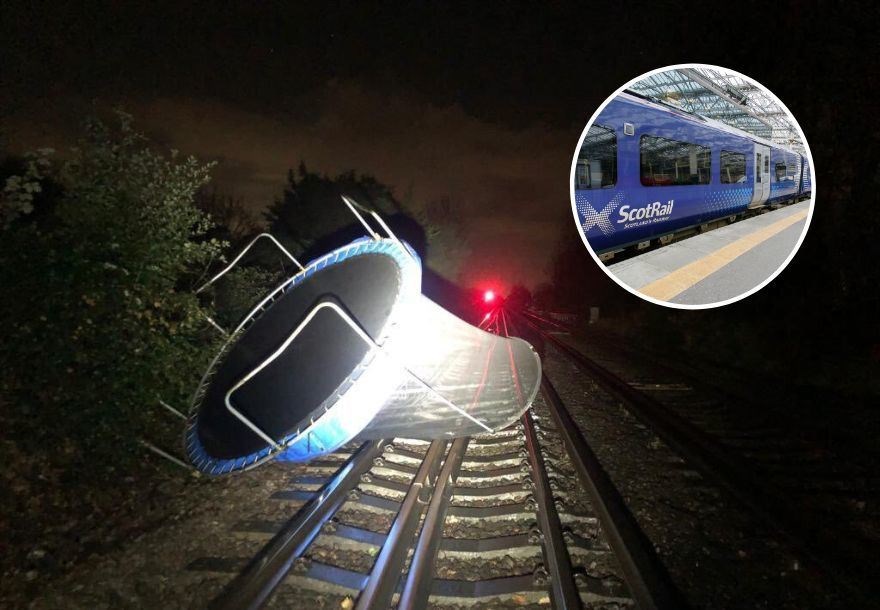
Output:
(0, 113), (243, 586)
(0, 112), (225, 475)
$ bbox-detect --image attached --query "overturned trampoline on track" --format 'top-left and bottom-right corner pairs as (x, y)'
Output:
(185, 197), (541, 474)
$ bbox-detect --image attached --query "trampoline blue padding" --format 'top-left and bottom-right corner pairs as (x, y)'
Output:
(185, 237), (422, 475)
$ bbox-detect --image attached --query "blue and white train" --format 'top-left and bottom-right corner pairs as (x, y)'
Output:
(573, 91), (812, 257)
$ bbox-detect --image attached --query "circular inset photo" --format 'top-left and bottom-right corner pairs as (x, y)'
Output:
(570, 64), (815, 309)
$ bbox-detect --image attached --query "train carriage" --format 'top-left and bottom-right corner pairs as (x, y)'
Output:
(574, 91), (811, 257)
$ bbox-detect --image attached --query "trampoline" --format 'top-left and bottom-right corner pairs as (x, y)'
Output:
(185, 200), (541, 475)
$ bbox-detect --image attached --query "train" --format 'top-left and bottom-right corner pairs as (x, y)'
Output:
(573, 90), (812, 258)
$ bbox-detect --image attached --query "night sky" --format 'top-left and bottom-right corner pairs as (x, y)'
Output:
(1, 3), (875, 293)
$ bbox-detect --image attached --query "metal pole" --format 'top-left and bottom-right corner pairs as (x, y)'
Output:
(678, 68), (773, 132)
(196, 233), (303, 294)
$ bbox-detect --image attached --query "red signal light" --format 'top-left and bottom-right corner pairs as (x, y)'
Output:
(483, 290), (495, 303)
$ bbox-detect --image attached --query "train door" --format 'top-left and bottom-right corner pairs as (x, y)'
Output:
(798, 154), (805, 196)
(749, 143), (771, 208)
(798, 153), (811, 198)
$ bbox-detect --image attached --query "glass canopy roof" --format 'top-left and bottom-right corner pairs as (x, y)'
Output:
(628, 67), (805, 153)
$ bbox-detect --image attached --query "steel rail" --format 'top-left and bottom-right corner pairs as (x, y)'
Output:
(521, 403), (583, 608)
(210, 440), (386, 610)
(355, 439), (448, 610)
(520, 309), (572, 332)
(522, 314), (876, 603)
(397, 437), (470, 610)
(542, 372), (688, 609)
(523, 314), (782, 521)
(511, 314), (689, 609)
(500, 308), (582, 609)
(396, 309), (579, 609)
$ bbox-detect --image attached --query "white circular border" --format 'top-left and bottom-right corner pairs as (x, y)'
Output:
(568, 63), (817, 310)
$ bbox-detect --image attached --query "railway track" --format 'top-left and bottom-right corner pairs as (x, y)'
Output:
(28, 306), (871, 608)
(519, 309), (878, 605)
(184, 309), (685, 609)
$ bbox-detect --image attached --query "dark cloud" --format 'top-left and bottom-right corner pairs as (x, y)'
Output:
(4, 80), (577, 288)
(4, 2), (864, 291)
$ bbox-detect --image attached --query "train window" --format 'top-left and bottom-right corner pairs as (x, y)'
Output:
(775, 163), (787, 181)
(756, 153), (762, 183)
(576, 124), (617, 189)
(765, 156), (769, 174)
(720, 151), (747, 183)
(640, 135), (710, 186)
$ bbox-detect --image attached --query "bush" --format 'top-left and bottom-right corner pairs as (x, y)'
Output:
(0, 111), (225, 479)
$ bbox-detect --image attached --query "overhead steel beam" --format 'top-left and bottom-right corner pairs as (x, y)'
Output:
(677, 68), (774, 132)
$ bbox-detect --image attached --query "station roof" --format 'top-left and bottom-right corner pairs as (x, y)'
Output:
(628, 67), (805, 153)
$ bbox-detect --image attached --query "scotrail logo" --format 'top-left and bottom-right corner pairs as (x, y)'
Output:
(578, 194), (675, 235)
(618, 200), (674, 224)
(576, 191), (624, 236)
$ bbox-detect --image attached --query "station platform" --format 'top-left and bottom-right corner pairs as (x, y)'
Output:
(608, 201), (810, 305)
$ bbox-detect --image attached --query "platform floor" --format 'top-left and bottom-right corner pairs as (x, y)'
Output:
(608, 201), (810, 306)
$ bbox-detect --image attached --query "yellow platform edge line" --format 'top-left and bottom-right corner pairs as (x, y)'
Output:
(639, 209), (809, 302)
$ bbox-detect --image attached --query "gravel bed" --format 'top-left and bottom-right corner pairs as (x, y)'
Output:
(459, 458), (523, 473)
(443, 512), (534, 539)
(427, 591), (551, 609)
(454, 472), (526, 489)
(460, 441), (523, 458)
(544, 346), (841, 609)
(268, 582), (354, 610)
(434, 547), (542, 580)
(14, 461), (301, 609)
(306, 536), (378, 573)
(335, 504), (396, 533)
(450, 491), (529, 508)
(569, 547), (628, 580)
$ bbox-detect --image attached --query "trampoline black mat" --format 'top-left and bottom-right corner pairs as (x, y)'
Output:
(197, 253), (401, 458)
